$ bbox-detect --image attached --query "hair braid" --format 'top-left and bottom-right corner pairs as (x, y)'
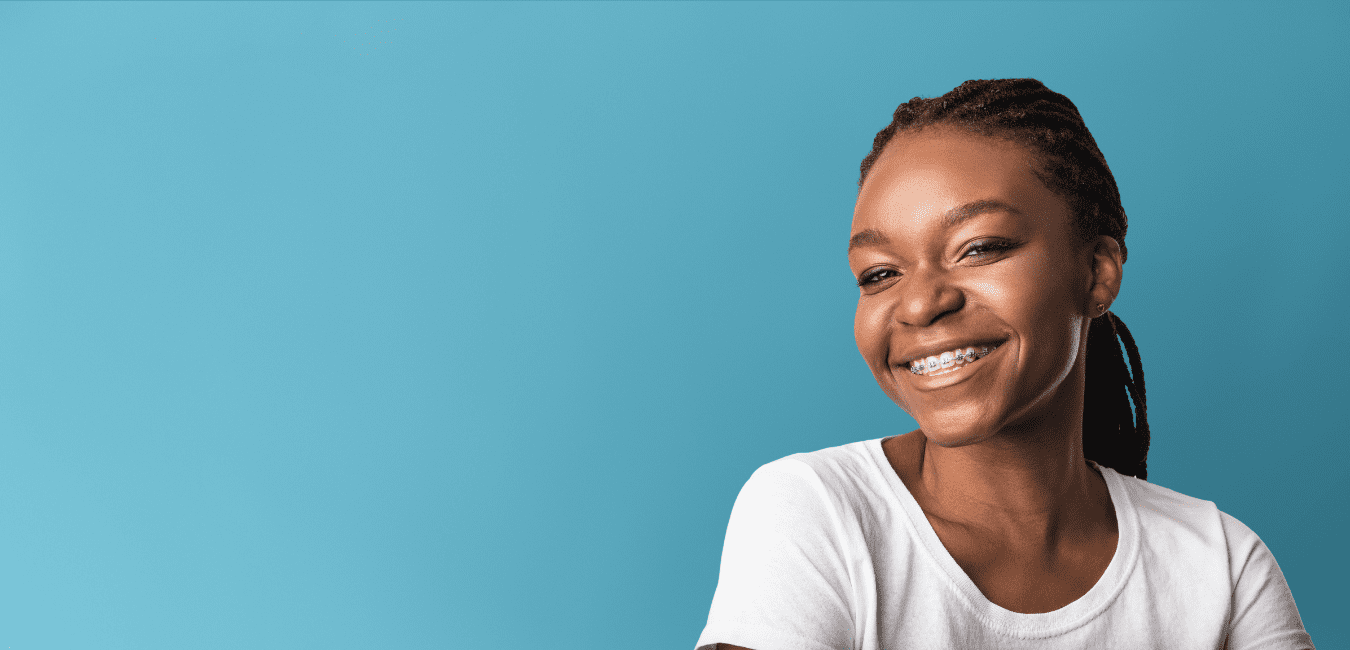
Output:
(859, 78), (1150, 478)
(1083, 313), (1150, 478)
(1109, 312), (1149, 477)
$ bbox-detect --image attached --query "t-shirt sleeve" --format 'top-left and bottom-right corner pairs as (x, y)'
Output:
(695, 459), (855, 650)
(1220, 511), (1315, 650)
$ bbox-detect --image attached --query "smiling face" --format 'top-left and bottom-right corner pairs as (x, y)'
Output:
(850, 126), (1120, 447)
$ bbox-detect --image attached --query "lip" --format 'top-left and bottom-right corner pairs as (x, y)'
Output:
(894, 338), (1008, 366)
(895, 341), (1006, 390)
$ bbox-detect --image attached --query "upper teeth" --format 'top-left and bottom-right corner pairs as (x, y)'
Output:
(908, 345), (998, 375)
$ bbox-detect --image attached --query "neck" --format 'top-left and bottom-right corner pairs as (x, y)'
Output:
(915, 386), (1107, 546)
(923, 430), (1091, 529)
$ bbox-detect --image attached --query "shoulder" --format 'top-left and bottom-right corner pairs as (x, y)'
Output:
(1107, 468), (1226, 536)
(736, 439), (886, 521)
(722, 439), (889, 554)
(760, 438), (882, 487)
(699, 442), (884, 650)
(1105, 468), (1286, 579)
(1105, 478), (1316, 649)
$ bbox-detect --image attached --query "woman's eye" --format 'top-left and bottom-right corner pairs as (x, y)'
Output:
(963, 240), (1013, 260)
(858, 269), (899, 286)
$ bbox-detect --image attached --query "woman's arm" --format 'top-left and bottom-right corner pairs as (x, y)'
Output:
(1220, 513), (1314, 650)
(696, 460), (855, 650)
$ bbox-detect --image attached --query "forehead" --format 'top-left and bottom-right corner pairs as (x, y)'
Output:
(852, 127), (1066, 238)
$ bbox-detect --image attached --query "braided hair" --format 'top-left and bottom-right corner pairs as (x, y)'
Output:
(858, 78), (1150, 479)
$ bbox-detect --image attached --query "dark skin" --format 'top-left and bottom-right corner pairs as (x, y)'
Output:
(848, 126), (1123, 613)
(718, 126), (1124, 649)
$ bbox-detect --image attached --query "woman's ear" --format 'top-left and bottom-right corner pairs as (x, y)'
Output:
(1087, 235), (1123, 316)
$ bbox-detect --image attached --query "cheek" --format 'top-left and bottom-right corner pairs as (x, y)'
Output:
(855, 298), (909, 407)
(993, 252), (1087, 385)
(854, 298), (889, 362)
(983, 250), (1082, 318)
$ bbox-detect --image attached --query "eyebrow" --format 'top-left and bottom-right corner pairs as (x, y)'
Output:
(848, 199), (1023, 252)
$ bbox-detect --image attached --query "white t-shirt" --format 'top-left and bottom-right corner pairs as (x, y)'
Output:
(696, 438), (1313, 650)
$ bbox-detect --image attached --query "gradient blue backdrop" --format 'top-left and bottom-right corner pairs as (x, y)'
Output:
(0, 2), (1343, 648)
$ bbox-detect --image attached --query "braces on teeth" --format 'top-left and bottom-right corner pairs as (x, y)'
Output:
(908, 345), (999, 375)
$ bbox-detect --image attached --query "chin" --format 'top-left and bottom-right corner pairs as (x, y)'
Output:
(911, 402), (1003, 448)
(918, 422), (996, 448)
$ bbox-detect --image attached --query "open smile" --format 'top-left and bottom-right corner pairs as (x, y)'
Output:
(905, 343), (1002, 377)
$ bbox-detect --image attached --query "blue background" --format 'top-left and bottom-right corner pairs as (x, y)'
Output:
(0, 1), (1344, 648)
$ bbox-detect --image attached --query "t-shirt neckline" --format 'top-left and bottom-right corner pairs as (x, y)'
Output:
(861, 437), (1141, 639)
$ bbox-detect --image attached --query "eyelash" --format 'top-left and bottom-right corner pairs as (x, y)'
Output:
(857, 269), (897, 287)
(855, 239), (1015, 287)
(964, 239), (1014, 259)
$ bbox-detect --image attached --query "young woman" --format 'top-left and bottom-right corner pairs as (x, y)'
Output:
(695, 79), (1313, 649)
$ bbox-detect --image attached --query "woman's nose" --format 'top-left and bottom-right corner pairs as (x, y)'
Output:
(893, 266), (964, 327)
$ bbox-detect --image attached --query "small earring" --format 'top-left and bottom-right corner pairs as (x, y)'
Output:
(1096, 303), (1107, 315)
